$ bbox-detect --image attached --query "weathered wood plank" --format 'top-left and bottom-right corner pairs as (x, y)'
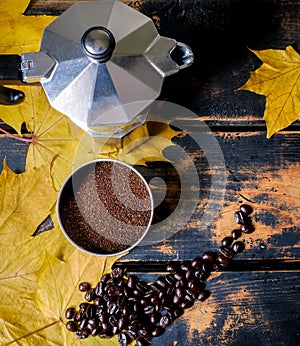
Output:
(122, 130), (300, 261)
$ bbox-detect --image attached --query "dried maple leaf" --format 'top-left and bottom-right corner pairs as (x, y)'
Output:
(0, 158), (56, 241)
(0, 248), (121, 345)
(239, 46), (300, 138)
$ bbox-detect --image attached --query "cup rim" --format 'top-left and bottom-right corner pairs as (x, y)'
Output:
(56, 158), (154, 256)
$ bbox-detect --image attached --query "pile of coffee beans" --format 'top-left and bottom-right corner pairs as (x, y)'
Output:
(65, 204), (254, 345)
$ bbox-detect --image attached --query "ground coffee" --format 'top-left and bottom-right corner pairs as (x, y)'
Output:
(59, 160), (152, 254)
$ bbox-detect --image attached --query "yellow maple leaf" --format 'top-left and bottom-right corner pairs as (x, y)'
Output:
(0, 248), (121, 345)
(0, 158), (56, 241)
(239, 46), (300, 138)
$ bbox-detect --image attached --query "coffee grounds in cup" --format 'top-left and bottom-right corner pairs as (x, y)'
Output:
(59, 161), (152, 255)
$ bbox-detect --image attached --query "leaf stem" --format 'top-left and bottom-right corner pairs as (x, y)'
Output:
(0, 126), (34, 143)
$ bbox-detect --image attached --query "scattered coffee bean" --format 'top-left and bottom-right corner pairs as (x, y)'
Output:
(79, 282), (91, 292)
(240, 204), (253, 215)
(240, 223), (254, 234)
(66, 320), (78, 332)
(232, 241), (245, 253)
(231, 228), (242, 240)
(160, 315), (172, 328)
(202, 251), (217, 263)
(219, 246), (235, 259)
(65, 307), (76, 320)
(221, 236), (233, 247)
(234, 210), (247, 224)
(197, 290), (211, 302)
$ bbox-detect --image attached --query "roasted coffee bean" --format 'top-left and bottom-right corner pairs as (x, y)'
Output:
(234, 210), (247, 224)
(240, 223), (254, 234)
(136, 337), (152, 345)
(184, 293), (194, 302)
(165, 274), (176, 285)
(150, 296), (160, 305)
(95, 281), (103, 296)
(99, 312), (108, 323)
(191, 257), (203, 268)
(91, 326), (102, 336)
(100, 273), (110, 283)
(118, 332), (132, 346)
(198, 290), (211, 301)
(180, 263), (191, 271)
(185, 269), (194, 280)
(66, 320), (78, 332)
(221, 236), (233, 247)
(129, 313), (139, 322)
(150, 311), (161, 324)
(117, 296), (126, 308)
(129, 319), (142, 332)
(80, 318), (88, 330)
(167, 286), (175, 295)
(240, 204), (253, 215)
(86, 304), (97, 318)
(186, 289), (198, 300)
(173, 271), (185, 281)
(152, 326), (165, 337)
(93, 297), (102, 306)
(156, 277), (168, 288)
(102, 322), (113, 332)
(175, 287), (185, 299)
(127, 275), (138, 289)
(188, 278), (200, 292)
(231, 228), (242, 240)
(112, 325), (119, 334)
(79, 282), (91, 292)
(202, 262), (212, 273)
(107, 285), (121, 297)
(87, 318), (98, 328)
(122, 305), (131, 316)
(166, 264), (176, 272)
(111, 267), (124, 278)
(85, 289), (96, 302)
(74, 310), (83, 322)
(144, 305), (155, 315)
(150, 282), (162, 293)
(79, 302), (89, 312)
(160, 314), (172, 328)
(171, 307), (184, 319)
(216, 255), (230, 267)
(65, 307), (76, 320)
(76, 329), (89, 339)
(139, 328), (152, 339)
(118, 317), (126, 331)
(107, 301), (117, 315)
(202, 251), (217, 263)
(219, 246), (235, 259)
(232, 241), (245, 253)
(136, 281), (148, 293)
(172, 294), (182, 305)
(180, 300), (194, 309)
(108, 315), (118, 327)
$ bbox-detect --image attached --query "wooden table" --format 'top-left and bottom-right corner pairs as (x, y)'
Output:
(1, 1), (300, 345)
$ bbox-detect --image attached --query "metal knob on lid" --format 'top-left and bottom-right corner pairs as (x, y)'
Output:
(81, 27), (115, 63)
